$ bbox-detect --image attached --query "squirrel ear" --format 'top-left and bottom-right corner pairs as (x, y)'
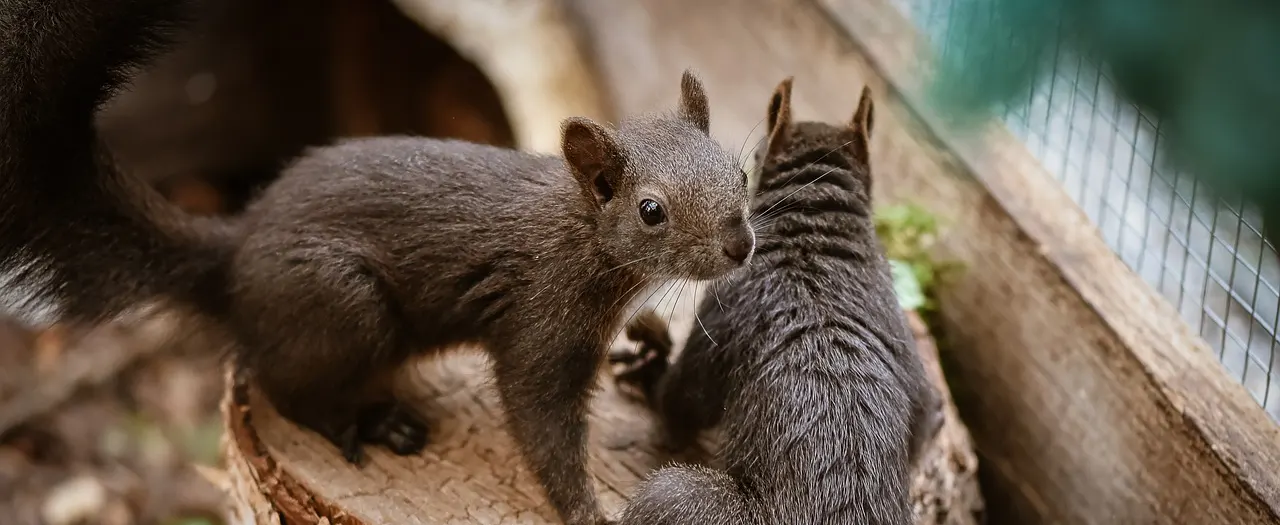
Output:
(764, 77), (794, 159)
(851, 85), (874, 139)
(678, 69), (711, 134)
(848, 85), (874, 164)
(562, 117), (624, 207)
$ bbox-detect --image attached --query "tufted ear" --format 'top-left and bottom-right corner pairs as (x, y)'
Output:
(848, 85), (875, 165)
(562, 117), (624, 207)
(678, 69), (711, 134)
(764, 77), (794, 159)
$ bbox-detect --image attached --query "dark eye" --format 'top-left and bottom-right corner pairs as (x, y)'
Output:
(741, 169), (749, 187)
(638, 199), (666, 226)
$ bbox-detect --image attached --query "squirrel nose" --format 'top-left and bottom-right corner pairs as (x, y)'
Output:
(722, 232), (754, 264)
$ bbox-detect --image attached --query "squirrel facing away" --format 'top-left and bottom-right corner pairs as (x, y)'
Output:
(609, 79), (944, 525)
(0, 2), (756, 524)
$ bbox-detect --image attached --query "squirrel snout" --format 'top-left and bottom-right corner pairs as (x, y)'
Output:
(722, 232), (754, 264)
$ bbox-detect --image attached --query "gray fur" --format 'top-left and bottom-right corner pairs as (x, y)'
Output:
(612, 79), (943, 525)
(0, 3), (753, 523)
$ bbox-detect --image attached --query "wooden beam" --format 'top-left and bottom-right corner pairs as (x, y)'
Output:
(560, 0), (1280, 522)
(813, 0), (1280, 521)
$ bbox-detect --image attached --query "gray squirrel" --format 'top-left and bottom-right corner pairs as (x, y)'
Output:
(610, 78), (943, 525)
(0, 1), (755, 524)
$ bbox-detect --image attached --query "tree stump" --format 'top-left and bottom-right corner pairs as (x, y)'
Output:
(210, 310), (983, 524)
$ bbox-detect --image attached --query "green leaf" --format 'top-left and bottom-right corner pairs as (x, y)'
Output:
(890, 259), (927, 311)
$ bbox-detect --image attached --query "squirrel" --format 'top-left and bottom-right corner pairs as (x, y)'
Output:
(0, 1), (756, 524)
(608, 78), (944, 525)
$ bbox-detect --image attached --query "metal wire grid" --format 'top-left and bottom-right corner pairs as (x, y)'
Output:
(888, 0), (1280, 420)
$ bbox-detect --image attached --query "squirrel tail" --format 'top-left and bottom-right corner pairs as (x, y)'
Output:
(0, 0), (235, 325)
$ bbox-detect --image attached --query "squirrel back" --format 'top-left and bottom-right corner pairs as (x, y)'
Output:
(0, 0), (235, 326)
(613, 79), (941, 525)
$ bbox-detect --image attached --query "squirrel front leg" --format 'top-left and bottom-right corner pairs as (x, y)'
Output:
(491, 337), (611, 525)
(613, 309), (729, 451)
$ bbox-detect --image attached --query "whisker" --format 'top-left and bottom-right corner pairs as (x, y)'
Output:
(751, 215), (782, 228)
(665, 278), (687, 333)
(711, 281), (725, 312)
(752, 200), (804, 224)
(604, 251), (665, 273)
(694, 282), (718, 346)
(750, 141), (853, 220)
(655, 278), (679, 313)
(751, 203), (800, 228)
(737, 116), (768, 167)
(751, 162), (844, 222)
(739, 128), (771, 171)
(614, 276), (675, 344)
(604, 270), (657, 314)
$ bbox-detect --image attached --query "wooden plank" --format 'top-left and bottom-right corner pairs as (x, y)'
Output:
(561, 0), (1280, 522)
(814, 0), (1280, 521)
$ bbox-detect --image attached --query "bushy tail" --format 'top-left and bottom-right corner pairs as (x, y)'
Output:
(0, 0), (235, 325)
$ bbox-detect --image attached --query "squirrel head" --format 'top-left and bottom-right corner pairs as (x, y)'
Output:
(754, 77), (876, 197)
(561, 70), (754, 281)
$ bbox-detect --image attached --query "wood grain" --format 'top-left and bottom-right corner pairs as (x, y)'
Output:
(218, 312), (980, 524)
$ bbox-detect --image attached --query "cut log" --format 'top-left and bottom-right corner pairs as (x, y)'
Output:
(212, 311), (982, 525)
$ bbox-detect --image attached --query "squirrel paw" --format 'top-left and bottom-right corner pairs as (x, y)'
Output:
(609, 344), (667, 388)
(358, 402), (430, 456)
(610, 309), (673, 399)
(609, 343), (669, 398)
(335, 424), (367, 466)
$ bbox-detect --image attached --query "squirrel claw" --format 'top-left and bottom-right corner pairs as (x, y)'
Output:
(358, 402), (430, 456)
(608, 346), (658, 367)
(612, 347), (662, 381)
(336, 425), (367, 466)
(610, 346), (668, 399)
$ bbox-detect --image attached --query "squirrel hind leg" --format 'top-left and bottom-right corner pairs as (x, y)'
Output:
(261, 382), (371, 465)
(259, 369), (431, 465)
(233, 248), (423, 464)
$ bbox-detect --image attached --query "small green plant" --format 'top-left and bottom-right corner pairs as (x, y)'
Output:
(874, 202), (961, 314)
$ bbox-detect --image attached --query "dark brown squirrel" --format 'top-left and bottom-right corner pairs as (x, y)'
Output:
(608, 78), (944, 525)
(0, 2), (756, 524)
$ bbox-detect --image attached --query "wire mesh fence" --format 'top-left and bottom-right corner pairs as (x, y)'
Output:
(889, 0), (1280, 421)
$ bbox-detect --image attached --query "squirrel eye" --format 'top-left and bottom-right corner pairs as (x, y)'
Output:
(638, 199), (666, 226)
(741, 169), (749, 187)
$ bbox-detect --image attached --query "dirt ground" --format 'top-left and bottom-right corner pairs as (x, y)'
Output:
(0, 309), (229, 525)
